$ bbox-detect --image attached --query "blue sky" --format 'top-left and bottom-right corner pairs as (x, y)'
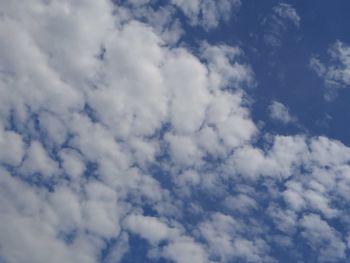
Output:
(1, 0), (350, 263)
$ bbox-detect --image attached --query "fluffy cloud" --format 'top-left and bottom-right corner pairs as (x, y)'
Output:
(228, 135), (307, 179)
(0, 1), (254, 262)
(300, 214), (346, 262)
(2, 1), (350, 263)
(199, 213), (272, 262)
(0, 129), (25, 166)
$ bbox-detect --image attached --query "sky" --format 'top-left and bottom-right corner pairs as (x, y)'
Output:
(1, 0), (350, 262)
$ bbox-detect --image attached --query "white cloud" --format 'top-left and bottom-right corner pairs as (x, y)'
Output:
(20, 140), (59, 177)
(0, 0), (252, 262)
(125, 215), (174, 244)
(161, 237), (209, 263)
(223, 194), (257, 214)
(82, 181), (122, 238)
(49, 186), (82, 231)
(268, 100), (296, 124)
(171, 0), (241, 29)
(273, 3), (301, 27)
(0, 169), (102, 263)
(164, 49), (210, 134)
(125, 214), (210, 262)
(263, 3), (300, 47)
(200, 42), (254, 90)
(311, 41), (350, 99)
(300, 214), (346, 262)
(229, 135), (307, 179)
(165, 133), (203, 167)
(0, 128), (25, 166)
(59, 148), (86, 179)
(1, 1), (350, 263)
(199, 213), (272, 262)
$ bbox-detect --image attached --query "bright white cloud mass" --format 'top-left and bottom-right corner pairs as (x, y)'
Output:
(1, 1), (350, 263)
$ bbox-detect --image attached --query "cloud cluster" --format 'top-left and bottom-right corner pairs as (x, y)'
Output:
(1, 1), (350, 263)
(0, 1), (253, 262)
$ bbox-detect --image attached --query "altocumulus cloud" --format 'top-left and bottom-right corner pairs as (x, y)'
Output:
(1, 1), (350, 263)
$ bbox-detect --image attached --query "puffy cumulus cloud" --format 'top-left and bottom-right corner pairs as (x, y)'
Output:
(160, 238), (209, 263)
(113, 1), (184, 45)
(20, 140), (59, 178)
(200, 42), (255, 91)
(268, 100), (297, 124)
(262, 2), (300, 48)
(164, 49), (210, 134)
(87, 21), (169, 138)
(310, 41), (350, 99)
(0, 0), (111, 119)
(223, 134), (350, 260)
(198, 213), (273, 263)
(0, 168), (101, 263)
(300, 214), (346, 262)
(0, 0), (255, 262)
(2, 1), (350, 263)
(279, 138), (350, 218)
(125, 214), (175, 244)
(223, 193), (258, 214)
(125, 214), (210, 263)
(228, 135), (307, 179)
(0, 128), (25, 166)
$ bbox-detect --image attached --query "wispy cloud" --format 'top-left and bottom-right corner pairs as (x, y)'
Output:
(268, 100), (297, 124)
(263, 2), (300, 48)
(311, 41), (350, 100)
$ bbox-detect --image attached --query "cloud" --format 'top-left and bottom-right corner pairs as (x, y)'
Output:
(263, 2), (300, 48)
(0, 1), (255, 262)
(125, 215), (174, 244)
(1, 1), (350, 263)
(161, 237), (209, 263)
(268, 100), (297, 124)
(300, 214), (346, 262)
(229, 135), (307, 179)
(199, 213), (272, 262)
(311, 41), (350, 99)
(273, 3), (301, 27)
(0, 129), (25, 166)
(171, 0), (241, 29)
(20, 140), (59, 178)
(115, 0), (241, 31)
